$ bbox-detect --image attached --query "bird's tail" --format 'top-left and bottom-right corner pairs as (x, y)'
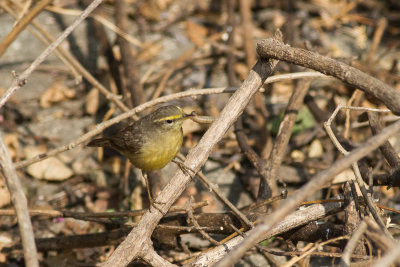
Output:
(87, 138), (112, 148)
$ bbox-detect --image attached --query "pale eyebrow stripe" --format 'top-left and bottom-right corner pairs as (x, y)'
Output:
(153, 115), (182, 122)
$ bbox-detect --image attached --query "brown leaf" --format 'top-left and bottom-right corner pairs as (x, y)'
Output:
(235, 63), (250, 81)
(3, 133), (19, 160)
(186, 20), (208, 47)
(85, 88), (99, 115)
(40, 81), (76, 108)
(0, 185), (11, 208)
(24, 146), (73, 181)
(137, 41), (163, 62)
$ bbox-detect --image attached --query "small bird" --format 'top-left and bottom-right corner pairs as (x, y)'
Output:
(87, 105), (194, 205)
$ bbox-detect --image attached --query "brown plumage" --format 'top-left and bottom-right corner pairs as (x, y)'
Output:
(87, 105), (192, 171)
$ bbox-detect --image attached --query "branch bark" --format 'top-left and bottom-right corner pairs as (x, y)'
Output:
(0, 133), (38, 267)
(257, 78), (312, 200)
(102, 32), (282, 266)
(215, 115), (400, 267)
(188, 201), (343, 266)
(257, 38), (400, 115)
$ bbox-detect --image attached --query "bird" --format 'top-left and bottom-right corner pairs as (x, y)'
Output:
(87, 105), (194, 206)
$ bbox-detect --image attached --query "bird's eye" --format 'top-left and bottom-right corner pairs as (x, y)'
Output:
(166, 119), (173, 124)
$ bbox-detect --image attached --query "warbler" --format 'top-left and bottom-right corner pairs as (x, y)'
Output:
(87, 105), (194, 205)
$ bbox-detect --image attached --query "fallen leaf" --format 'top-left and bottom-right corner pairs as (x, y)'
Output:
(85, 88), (99, 115)
(308, 139), (324, 158)
(235, 63), (249, 81)
(291, 150), (305, 162)
(3, 133), (19, 160)
(137, 41), (163, 62)
(0, 185), (11, 208)
(24, 146), (73, 181)
(186, 20), (208, 47)
(332, 169), (356, 184)
(40, 81), (76, 108)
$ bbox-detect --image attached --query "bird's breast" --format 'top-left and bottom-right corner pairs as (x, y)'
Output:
(128, 129), (183, 171)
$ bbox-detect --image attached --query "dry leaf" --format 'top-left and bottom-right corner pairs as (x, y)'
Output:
(130, 185), (143, 211)
(137, 41), (163, 62)
(40, 81), (76, 108)
(3, 133), (19, 160)
(85, 88), (99, 115)
(138, 1), (162, 21)
(381, 186), (395, 198)
(186, 20), (208, 47)
(308, 139), (324, 158)
(332, 169), (356, 184)
(235, 62), (249, 80)
(291, 150), (305, 162)
(0, 185), (11, 208)
(24, 146), (73, 181)
(273, 11), (286, 28)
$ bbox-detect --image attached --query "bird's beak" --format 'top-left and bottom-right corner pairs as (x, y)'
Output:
(182, 111), (196, 120)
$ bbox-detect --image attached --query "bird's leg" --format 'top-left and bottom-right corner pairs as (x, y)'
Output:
(142, 171), (164, 213)
(142, 171), (153, 205)
(172, 159), (196, 178)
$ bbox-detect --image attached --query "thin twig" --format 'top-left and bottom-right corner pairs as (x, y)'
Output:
(1, 3), (80, 79)
(340, 220), (367, 267)
(371, 242), (400, 267)
(239, 0), (255, 67)
(186, 197), (221, 246)
(0, 201), (208, 218)
(2, 1), (130, 113)
(368, 112), (400, 167)
(177, 152), (253, 229)
(46, 5), (143, 47)
(102, 31), (282, 267)
(0, 133), (39, 267)
(0, 0), (105, 109)
(115, 0), (143, 107)
(14, 71), (327, 169)
(324, 105), (392, 235)
(257, 78), (312, 200)
(196, 170), (254, 229)
(263, 249), (370, 260)
(189, 201), (344, 266)
(367, 18), (387, 65)
(0, 0), (52, 57)
(214, 109), (400, 267)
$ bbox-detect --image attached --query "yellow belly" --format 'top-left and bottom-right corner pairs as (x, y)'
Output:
(128, 130), (183, 171)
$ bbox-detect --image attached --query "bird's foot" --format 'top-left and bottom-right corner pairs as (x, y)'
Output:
(148, 196), (166, 214)
(172, 159), (196, 178)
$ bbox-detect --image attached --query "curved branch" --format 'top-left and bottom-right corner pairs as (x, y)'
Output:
(257, 38), (400, 115)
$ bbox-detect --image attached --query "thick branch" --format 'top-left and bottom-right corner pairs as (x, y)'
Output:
(215, 115), (400, 267)
(257, 38), (400, 115)
(103, 35), (280, 266)
(257, 78), (312, 200)
(189, 201), (343, 266)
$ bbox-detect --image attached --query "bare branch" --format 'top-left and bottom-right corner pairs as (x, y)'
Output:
(214, 108), (400, 267)
(0, 133), (38, 267)
(257, 38), (400, 115)
(189, 201), (343, 266)
(0, 0), (104, 109)
(102, 31), (281, 266)
(14, 71), (325, 169)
